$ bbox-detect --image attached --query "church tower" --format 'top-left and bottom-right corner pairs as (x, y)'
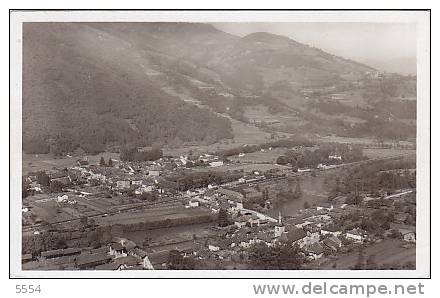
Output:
(274, 211), (285, 237)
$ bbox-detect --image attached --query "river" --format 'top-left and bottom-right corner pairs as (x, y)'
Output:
(266, 174), (330, 218)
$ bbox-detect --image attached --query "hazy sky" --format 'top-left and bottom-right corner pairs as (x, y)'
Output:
(212, 23), (416, 75)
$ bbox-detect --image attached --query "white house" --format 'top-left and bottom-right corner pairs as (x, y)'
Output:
(179, 156), (188, 165)
(390, 223), (416, 243)
(148, 170), (160, 177)
(208, 244), (220, 252)
(316, 202), (334, 211)
(229, 201), (244, 214)
(209, 161), (224, 167)
(109, 243), (127, 258)
(91, 173), (106, 182)
(56, 194), (69, 202)
(345, 229), (367, 242)
(116, 180), (130, 189)
(188, 200), (199, 208)
(234, 217), (247, 229)
(320, 225), (342, 237)
(129, 248), (154, 270)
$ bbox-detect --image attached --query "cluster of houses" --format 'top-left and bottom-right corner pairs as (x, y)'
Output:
(22, 237), (170, 271)
(24, 150), (228, 200)
(176, 185), (416, 266)
(23, 146), (416, 270)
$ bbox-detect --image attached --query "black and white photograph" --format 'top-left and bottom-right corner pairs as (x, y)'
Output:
(9, 9), (430, 280)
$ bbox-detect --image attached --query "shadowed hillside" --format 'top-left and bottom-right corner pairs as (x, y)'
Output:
(23, 23), (416, 155)
(23, 23), (233, 154)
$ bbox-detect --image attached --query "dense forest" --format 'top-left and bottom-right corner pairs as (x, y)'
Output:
(22, 23), (233, 155)
(22, 23), (417, 155)
(276, 143), (366, 169)
(326, 158), (416, 198)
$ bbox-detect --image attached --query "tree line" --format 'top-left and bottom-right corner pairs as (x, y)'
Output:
(120, 147), (163, 162)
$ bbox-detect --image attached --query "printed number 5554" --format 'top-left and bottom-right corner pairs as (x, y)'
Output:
(15, 285), (41, 294)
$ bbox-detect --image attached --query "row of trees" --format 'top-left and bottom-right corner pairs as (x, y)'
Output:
(277, 143), (365, 169)
(24, 170), (70, 193)
(217, 137), (314, 158)
(276, 179), (303, 201)
(121, 214), (215, 233)
(22, 232), (67, 255)
(247, 242), (305, 269)
(167, 250), (196, 269)
(120, 147), (163, 162)
(99, 157), (114, 167)
(328, 160), (416, 197)
(167, 171), (243, 191)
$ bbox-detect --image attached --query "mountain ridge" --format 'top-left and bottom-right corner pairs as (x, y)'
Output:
(22, 22), (413, 155)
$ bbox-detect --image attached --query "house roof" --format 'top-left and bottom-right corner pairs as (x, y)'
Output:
(217, 188), (244, 201)
(130, 247), (147, 258)
(307, 242), (324, 255)
(322, 225), (341, 232)
(323, 238), (339, 249)
(286, 228), (307, 243)
(75, 252), (111, 267)
(123, 265), (146, 270)
(113, 255), (140, 267)
(328, 236), (342, 245)
(121, 240), (137, 251)
(41, 247), (81, 258)
(95, 262), (122, 270)
(318, 202), (333, 208)
(77, 159), (89, 165)
(346, 228), (368, 236)
(148, 251), (169, 265)
(110, 243), (124, 251)
(256, 232), (273, 243)
(197, 249), (212, 259)
(50, 171), (68, 179)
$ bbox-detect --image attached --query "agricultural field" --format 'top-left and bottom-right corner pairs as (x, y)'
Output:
(208, 163), (289, 173)
(95, 205), (212, 226)
(243, 104), (299, 125)
(313, 111), (367, 125)
(23, 152), (120, 174)
(363, 148), (416, 159)
(126, 222), (215, 249)
(315, 239), (416, 270)
(229, 148), (286, 164)
(164, 118), (272, 157)
(318, 135), (380, 145)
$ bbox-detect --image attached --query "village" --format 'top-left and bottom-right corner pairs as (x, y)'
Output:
(21, 139), (417, 271)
